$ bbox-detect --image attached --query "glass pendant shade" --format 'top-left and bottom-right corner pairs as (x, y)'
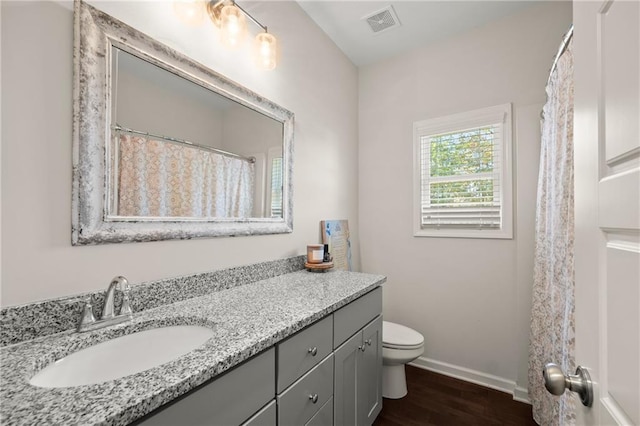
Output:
(220, 4), (247, 49)
(255, 32), (277, 70)
(173, 0), (204, 27)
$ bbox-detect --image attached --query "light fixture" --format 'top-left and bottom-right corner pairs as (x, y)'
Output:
(255, 32), (277, 71)
(204, 0), (278, 70)
(218, 3), (247, 49)
(173, 0), (205, 27)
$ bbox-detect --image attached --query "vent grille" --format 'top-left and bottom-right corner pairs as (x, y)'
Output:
(363, 5), (401, 34)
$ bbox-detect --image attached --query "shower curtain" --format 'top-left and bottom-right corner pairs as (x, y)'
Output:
(117, 135), (254, 218)
(528, 39), (575, 425)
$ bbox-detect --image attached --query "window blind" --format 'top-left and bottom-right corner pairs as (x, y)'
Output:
(270, 157), (283, 218)
(420, 124), (502, 229)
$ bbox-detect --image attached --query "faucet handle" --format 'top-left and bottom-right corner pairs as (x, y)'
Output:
(77, 297), (96, 331)
(120, 283), (133, 317)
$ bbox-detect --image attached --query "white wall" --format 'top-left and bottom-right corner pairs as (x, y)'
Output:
(0, 0), (360, 307)
(221, 105), (283, 157)
(358, 2), (572, 397)
(116, 63), (225, 149)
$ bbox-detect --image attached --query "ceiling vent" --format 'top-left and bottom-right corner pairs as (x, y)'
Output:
(362, 5), (401, 34)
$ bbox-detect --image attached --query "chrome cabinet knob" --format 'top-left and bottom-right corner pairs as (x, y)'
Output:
(543, 363), (593, 407)
(308, 347), (318, 356)
(309, 393), (318, 404)
(365, 339), (372, 346)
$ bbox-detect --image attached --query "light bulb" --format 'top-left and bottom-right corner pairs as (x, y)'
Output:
(254, 32), (277, 70)
(220, 4), (247, 49)
(173, 0), (204, 27)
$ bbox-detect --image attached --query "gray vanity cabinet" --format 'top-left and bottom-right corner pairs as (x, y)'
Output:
(277, 354), (334, 425)
(334, 316), (382, 426)
(306, 397), (334, 426)
(131, 287), (382, 426)
(358, 316), (383, 425)
(243, 400), (277, 426)
(333, 287), (383, 426)
(333, 288), (382, 348)
(276, 315), (333, 393)
(277, 287), (382, 426)
(334, 331), (361, 426)
(276, 315), (334, 425)
(134, 348), (276, 426)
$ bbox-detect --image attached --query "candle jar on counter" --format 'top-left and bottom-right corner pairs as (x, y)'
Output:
(307, 244), (324, 264)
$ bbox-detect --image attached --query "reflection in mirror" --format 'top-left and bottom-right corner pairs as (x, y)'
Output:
(72, 0), (294, 245)
(110, 48), (284, 219)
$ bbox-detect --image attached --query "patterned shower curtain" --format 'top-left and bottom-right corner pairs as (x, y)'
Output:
(528, 39), (575, 426)
(117, 135), (254, 218)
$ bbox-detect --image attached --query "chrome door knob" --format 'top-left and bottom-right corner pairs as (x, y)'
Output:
(543, 363), (593, 407)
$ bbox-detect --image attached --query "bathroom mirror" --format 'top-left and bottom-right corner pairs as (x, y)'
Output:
(72, 0), (294, 245)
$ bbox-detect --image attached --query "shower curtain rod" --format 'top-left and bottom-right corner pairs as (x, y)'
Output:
(547, 25), (574, 86)
(112, 124), (256, 163)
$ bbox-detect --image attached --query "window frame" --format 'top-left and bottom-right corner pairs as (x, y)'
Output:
(266, 146), (284, 218)
(413, 103), (513, 239)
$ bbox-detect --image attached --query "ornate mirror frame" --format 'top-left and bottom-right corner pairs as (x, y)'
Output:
(72, 0), (294, 245)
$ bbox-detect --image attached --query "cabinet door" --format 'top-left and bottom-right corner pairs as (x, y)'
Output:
(358, 316), (382, 426)
(333, 331), (361, 426)
(135, 348), (275, 426)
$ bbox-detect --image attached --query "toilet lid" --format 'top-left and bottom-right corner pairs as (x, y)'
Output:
(383, 321), (424, 348)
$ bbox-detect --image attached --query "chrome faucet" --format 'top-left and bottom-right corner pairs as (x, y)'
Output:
(77, 276), (133, 332)
(102, 276), (130, 319)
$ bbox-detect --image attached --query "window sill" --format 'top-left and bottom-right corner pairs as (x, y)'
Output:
(413, 228), (513, 239)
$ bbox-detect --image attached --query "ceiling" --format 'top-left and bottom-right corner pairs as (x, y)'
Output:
(297, 1), (540, 67)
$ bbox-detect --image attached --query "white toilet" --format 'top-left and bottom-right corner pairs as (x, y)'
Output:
(382, 321), (425, 399)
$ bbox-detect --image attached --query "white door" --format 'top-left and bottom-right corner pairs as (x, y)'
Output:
(574, 0), (640, 424)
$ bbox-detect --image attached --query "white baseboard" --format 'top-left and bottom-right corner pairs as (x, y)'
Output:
(513, 386), (531, 404)
(409, 356), (531, 405)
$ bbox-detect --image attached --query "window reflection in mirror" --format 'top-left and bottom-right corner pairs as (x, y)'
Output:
(109, 47), (284, 219)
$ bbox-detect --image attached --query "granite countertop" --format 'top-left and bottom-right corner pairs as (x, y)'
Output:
(0, 270), (385, 426)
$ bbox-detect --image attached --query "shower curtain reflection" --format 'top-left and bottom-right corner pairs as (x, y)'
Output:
(116, 134), (254, 218)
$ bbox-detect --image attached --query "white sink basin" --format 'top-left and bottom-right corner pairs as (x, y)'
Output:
(30, 325), (214, 388)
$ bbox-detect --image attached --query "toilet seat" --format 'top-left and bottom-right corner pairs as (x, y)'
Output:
(382, 321), (424, 350)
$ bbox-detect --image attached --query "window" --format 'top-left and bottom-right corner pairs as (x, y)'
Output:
(413, 103), (513, 239)
(269, 157), (283, 218)
(266, 146), (284, 218)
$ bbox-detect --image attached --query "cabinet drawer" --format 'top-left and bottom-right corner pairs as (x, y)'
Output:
(277, 354), (334, 426)
(305, 397), (333, 426)
(277, 315), (333, 393)
(242, 400), (276, 426)
(333, 287), (382, 348)
(136, 348), (275, 426)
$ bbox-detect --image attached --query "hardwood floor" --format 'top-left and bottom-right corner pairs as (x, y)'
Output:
(373, 366), (537, 426)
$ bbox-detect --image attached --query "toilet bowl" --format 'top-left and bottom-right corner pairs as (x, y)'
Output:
(382, 321), (424, 399)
